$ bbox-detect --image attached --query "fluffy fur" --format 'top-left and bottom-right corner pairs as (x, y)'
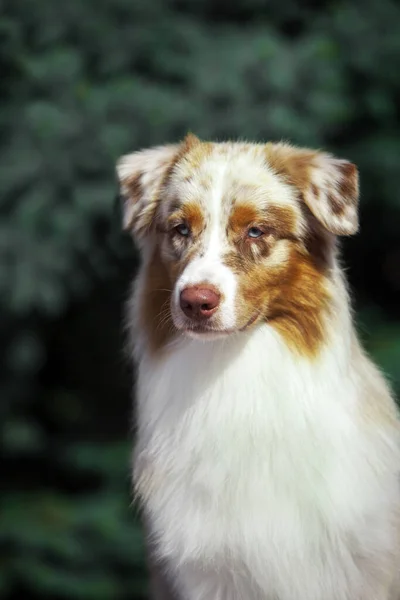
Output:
(117, 134), (400, 600)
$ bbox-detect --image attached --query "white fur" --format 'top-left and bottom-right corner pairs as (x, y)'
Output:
(173, 161), (238, 332)
(134, 277), (400, 600)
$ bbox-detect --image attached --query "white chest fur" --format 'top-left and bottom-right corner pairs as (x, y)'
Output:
(134, 327), (400, 600)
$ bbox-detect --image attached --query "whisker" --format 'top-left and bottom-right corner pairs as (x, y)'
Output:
(149, 288), (173, 294)
(155, 299), (174, 332)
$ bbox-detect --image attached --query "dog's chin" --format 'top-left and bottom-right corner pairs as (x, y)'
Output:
(183, 327), (234, 341)
(171, 310), (261, 342)
(173, 318), (261, 341)
(171, 317), (238, 341)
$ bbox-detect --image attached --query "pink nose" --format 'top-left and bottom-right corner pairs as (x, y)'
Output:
(180, 286), (221, 320)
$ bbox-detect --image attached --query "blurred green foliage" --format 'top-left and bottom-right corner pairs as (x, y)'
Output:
(1, 0), (400, 597)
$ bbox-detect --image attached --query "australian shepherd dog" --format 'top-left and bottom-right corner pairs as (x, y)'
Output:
(117, 134), (400, 600)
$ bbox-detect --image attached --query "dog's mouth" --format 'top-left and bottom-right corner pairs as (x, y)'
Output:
(181, 312), (260, 338)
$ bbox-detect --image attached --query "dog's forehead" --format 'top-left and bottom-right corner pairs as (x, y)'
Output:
(168, 143), (299, 221)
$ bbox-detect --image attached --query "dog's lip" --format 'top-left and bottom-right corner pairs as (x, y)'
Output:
(182, 312), (260, 336)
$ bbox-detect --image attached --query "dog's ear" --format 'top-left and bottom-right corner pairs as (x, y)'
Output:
(116, 134), (201, 241)
(116, 144), (180, 239)
(266, 143), (359, 236)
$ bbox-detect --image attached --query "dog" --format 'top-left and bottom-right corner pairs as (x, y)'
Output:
(117, 134), (400, 600)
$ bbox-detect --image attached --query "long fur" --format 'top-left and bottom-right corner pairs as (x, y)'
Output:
(118, 135), (400, 600)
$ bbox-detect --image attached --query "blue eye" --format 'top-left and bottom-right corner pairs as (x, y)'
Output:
(247, 227), (264, 239)
(175, 223), (190, 237)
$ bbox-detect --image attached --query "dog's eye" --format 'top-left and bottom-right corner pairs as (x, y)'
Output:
(247, 227), (264, 239)
(175, 223), (190, 237)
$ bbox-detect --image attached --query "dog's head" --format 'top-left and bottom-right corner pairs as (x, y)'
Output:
(117, 134), (359, 355)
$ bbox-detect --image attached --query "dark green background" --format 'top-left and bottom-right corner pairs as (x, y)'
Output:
(1, 0), (400, 598)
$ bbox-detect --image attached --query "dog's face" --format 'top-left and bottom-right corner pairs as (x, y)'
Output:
(117, 135), (359, 355)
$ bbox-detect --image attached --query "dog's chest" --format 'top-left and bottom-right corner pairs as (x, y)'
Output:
(134, 334), (394, 594)
(136, 338), (374, 556)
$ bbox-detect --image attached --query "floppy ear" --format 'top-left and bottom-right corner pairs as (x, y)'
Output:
(116, 144), (180, 239)
(266, 143), (359, 236)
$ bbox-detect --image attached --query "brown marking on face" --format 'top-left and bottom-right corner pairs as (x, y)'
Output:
(265, 206), (298, 239)
(223, 193), (330, 356)
(165, 201), (205, 233)
(233, 242), (331, 357)
(226, 202), (299, 271)
(157, 200), (207, 271)
(223, 249), (249, 274)
(181, 201), (205, 235)
(227, 203), (270, 265)
(265, 249), (331, 356)
(139, 246), (176, 354)
(229, 203), (297, 238)
(229, 203), (259, 232)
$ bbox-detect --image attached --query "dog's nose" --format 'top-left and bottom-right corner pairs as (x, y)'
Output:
(180, 286), (221, 320)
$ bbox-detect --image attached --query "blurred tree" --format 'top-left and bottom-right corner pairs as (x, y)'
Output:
(1, 0), (399, 597)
